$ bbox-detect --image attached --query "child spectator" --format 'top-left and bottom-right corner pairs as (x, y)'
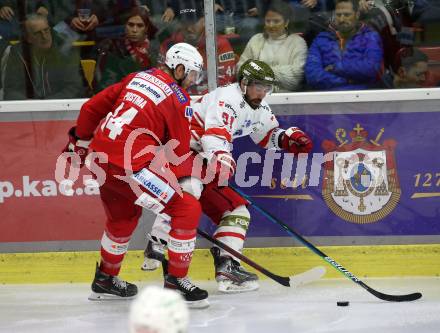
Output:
(382, 47), (429, 88)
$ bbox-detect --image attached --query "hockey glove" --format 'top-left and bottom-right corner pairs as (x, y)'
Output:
(62, 126), (92, 168)
(281, 127), (313, 154)
(207, 151), (236, 186)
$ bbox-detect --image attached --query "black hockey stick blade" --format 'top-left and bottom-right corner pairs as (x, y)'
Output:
(231, 186), (423, 302)
(362, 281), (422, 302)
(197, 228), (290, 287)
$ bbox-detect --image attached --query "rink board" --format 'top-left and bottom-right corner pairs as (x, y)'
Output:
(1, 114), (438, 244)
(0, 244), (439, 284)
(1, 94), (440, 252)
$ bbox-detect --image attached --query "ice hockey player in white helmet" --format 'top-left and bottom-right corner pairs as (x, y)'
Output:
(129, 286), (189, 333)
(65, 37), (207, 304)
(142, 59), (313, 293)
(165, 42), (203, 87)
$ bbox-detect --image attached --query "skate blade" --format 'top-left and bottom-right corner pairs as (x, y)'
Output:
(186, 299), (210, 309)
(140, 258), (161, 271)
(217, 280), (259, 294)
(88, 292), (136, 301)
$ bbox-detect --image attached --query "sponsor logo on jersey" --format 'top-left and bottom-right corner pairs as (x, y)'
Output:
(244, 120), (252, 128)
(127, 78), (167, 105)
(219, 101), (225, 107)
(123, 92), (147, 108)
(218, 51), (235, 63)
(136, 72), (173, 96)
(225, 103), (237, 117)
(321, 124), (401, 224)
(132, 168), (175, 203)
(169, 82), (188, 104)
(185, 106), (193, 119)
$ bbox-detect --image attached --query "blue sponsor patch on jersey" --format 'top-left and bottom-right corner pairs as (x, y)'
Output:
(185, 106), (193, 119)
(169, 82), (188, 104)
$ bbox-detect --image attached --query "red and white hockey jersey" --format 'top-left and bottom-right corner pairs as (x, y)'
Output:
(189, 83), (283, 158)
(76, 68), (193, 172)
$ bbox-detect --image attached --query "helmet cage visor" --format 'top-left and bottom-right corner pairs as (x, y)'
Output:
(243, 78), (274, 95)
(182, 69), (203, 88)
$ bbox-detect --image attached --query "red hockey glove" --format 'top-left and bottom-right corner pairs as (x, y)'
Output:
(207, 151), (236, 186)
(62, 126), (92, 168)
(281, 127), (313, 154)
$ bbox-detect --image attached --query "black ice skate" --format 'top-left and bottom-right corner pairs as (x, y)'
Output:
(163, 260), (209, 309)
(141, 233), (166, 271)
(88, 263), (138, 300)
(210, 246), (259, 293)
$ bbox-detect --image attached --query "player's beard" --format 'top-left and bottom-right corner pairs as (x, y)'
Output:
(246, 97), (262, 109)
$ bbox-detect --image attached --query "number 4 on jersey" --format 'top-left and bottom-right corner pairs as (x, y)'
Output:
(101, 102), (139, 140)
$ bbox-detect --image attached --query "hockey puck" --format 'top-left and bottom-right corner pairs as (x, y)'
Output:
(337, 301), (349, 306)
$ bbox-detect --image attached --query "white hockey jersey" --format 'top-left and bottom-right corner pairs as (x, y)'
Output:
(190, 83), (284, 158)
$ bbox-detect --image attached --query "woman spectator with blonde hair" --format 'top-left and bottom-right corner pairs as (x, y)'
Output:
(237, 0), (307, 92)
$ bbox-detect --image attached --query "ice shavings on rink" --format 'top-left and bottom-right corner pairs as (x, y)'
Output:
(1, 277), (439, 333)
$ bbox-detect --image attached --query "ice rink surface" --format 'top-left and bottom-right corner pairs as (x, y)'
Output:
(1, 277), (439, 333)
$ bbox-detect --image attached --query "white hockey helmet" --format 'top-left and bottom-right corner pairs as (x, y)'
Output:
(129, 286), (189, 333)
(165, 42), (203, 77)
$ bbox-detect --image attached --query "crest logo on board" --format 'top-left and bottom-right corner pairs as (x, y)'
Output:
(321, 124), (401, 224)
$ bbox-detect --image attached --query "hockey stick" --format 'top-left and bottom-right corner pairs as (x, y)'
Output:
(197, 228), (326, 288)
(197, 228), (290, 287)
(231, 186), (422, 302)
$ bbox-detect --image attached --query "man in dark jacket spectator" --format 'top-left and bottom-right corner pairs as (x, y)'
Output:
(305, 0), (383, 90)
(3, 13), (83, 100)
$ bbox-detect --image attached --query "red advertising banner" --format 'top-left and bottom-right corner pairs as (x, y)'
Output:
(0, 120), (105, 242)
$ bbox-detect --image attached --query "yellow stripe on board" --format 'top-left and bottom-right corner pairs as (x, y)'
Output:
(0, 245), (439, 284)
(411, 192), (440, 199)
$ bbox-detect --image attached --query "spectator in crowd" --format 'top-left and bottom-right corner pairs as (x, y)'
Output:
(3, 13), (83, 99)
(162, 0), (258, 39)
(95, 6), (157, 91)
(214, 0), (259, 38)
(43, 1), (74, 27)
(237, 1), (307, 92)
(161, 0), (203, 23)
(0, 0), (49, 39)
(65, 0), (107, 38)
(410, 0), (440, 25)
(359, 0), (414, 71)
(159, 5), (237, 95)
(305, 0), (383, 90)
(382, 47), (429, 88)
(106, 0), (149, 23)
(262, 0), (330, 34)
